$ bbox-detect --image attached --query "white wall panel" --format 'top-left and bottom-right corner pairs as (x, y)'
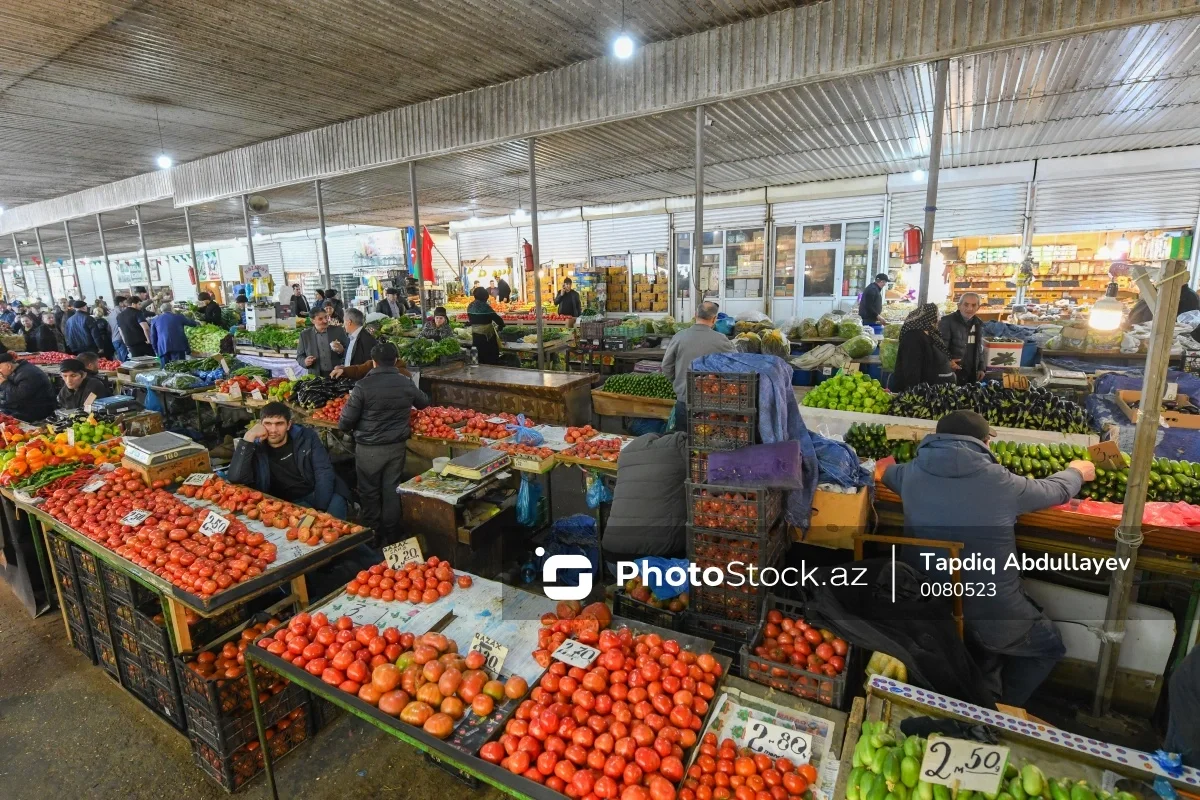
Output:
(889, 184), (1027, 241)
(589, 215), (670, 255)
(1033, 173), (1200, 233)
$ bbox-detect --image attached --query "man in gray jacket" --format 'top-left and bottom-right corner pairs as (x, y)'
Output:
(661, 301), (735, 423)
(938, 292), (987, 384)
(295, 307), (349, 378)
(882, 410), (1095, 705)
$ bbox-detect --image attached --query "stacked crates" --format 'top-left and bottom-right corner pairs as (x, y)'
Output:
(48, 532), (95, 662)
(683, 370), (784, 659)
(73, 546), (120, 681)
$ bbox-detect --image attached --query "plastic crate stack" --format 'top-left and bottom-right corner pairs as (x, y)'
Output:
(682, 370), (785, 668)
(176, 621), (311, 791)
(73, 546), (121, 681)
(101, 562), (155, 704)
(48, 532), (95, 662)
(134, 602), (188, 730)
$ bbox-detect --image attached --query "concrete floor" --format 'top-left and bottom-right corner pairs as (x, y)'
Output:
(0, 586), (505, 800)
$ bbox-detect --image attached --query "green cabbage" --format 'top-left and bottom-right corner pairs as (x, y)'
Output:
(841, 334), (875, 359)
(880, 338), (899, 370)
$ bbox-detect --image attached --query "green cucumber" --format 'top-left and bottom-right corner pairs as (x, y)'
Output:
(900, 756), (920, 789)
(1021, 765), (1045, 797)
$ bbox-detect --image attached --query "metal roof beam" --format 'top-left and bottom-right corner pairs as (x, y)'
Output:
(0, 170), (172, 237)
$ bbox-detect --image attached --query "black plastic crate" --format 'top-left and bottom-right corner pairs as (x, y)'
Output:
(62, 591), (88, 631)
(71, 543), (99, 579)
(68, 618), (96, 663)
(135, 604), (171, 654)
(310, 693), (342, 733)
(150, 679), (187, 731)
(739, 594), (862, 710)
(100, 561), (150, 607)
(681, 612), (757, 676)
(57, 564), (81, 602)
(143, 645), (180, 688)
(190, 606), (254, 652)
(185, 681), (306, 754)
(84, 589), (113, 644)
(687, 526), (787, 624)
(95, 637), (120, 679)
(613, 590), (684, 631)
(110, 597), (138, 637)
(115, 626), (143, 663)
(688, 411), (758, 450)
(48, 531), (74, 574)
(190, 704), (310, 793)
(80, 570), (106, 615)
(687, 371), (759, 412)
(118, 651), (151, 699)
(686, 482), (782, 536)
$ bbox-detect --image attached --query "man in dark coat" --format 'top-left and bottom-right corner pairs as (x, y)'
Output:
(0, 352), (57, 422)
(496, 276), (512, 303)
(338, 342), (429, 546)
(57, 358), (110, 410)
(601, 433), (688, 564)
(553, 278), (582, 321)
(375, 287), (404, 318)
(197, 292), (224, 326)
(882, 410), (1095, 705)
(938, 292), (987, 384)
(858, 272), (889, 324)
(65, 301), (108, 355)
(296, 307), (349, 377)
(340, 308), (378, 367)
(288, 284), (310, 318)
(227, 402), (350, 517)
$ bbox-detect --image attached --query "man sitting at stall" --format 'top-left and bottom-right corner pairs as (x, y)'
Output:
(57, 358), (110, 410)
(0, 352), (56, 422)
(882, 410), (1095, 705)
(420, 306), (454, 341)
(296, 307), (349, 378)
(227, 402), (351, 519)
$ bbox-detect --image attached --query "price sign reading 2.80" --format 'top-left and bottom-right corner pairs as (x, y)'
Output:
(919, 737), (1009, 794)
(741, 720), (813, 764)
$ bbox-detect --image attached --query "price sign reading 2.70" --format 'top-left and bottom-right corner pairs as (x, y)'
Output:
(552, 640), (600, 669)
(919, 737), (1009, 794)
(741, 720), (813, 764)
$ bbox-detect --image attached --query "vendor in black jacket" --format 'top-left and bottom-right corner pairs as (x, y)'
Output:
(553, 278), (583, 322)
(338, 342), (429, 546)
(57, 358), (110, 410)
(938, 292), (986, 384)
(889, 303), (955, 392)
(601, 432), (689, 568)
(0, 352), (57, 422)
(197, 292), (224, 326)
(858, 273), (889, 324)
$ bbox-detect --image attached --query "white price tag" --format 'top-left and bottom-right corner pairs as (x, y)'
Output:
(120, 509), (151, 527)
(198, 511), (231, 535)
(383, 537), (423, 569)
(229, 382), (242, 399)
(66, 427), (74, 446)
(552, 640), (600, 669)
(81, 477), (107, 493)
(219, 357), (230, 375)
(182, 472), (213, 486)
(737, 718), (812, 764)
(821, 366), (832, 376)
(919, 736), (1010, 794)
(285, 366), (297, 380)
(83, 392), (97, 412)
(486, 416), (508, 425)
(250, 389), (263, 401)
(468, 632), (509, 677)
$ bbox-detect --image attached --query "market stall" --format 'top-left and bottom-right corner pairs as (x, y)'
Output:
(421, 365), (595, 427)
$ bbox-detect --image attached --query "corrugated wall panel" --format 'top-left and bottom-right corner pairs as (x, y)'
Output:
(428, 232), (459, 280)
(1033, 173), (1200, 234)
(326, 235), (362, 275)
(166, 256), (197, 303)
(771, 195), (885, 224)
(517, 221), (588, 263)
(589, 215), (670, 255)
(888, 184), (1027, 241)
(457, 229), (519, 268)
(255, 242), (286, 292)
(0, 171), (173, 236)
(672, 205), (767, 231)
(281, 239), (321, 274)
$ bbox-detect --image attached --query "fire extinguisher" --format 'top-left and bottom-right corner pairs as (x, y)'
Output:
(187, 264), (197, 285)
(522, 239), (535, 271)
(902, 225), (923, 265)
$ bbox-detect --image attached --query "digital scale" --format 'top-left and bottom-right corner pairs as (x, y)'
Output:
(122, 431), (208, 467)
(118, 356), (161, 375)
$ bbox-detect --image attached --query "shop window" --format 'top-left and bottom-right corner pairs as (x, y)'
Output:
(676, 233), (720, 301)
(774, 226), (797, 297)
(802, 248), (836, 298)
(843, 221), (874, 298)
(803, 224), (842, 244)
(630, 253), (668, 313)
(725, 229), (766, 299)
(592, 254), (629, 312)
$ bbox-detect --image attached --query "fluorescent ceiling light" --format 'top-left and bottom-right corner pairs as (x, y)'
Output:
(911, 170), (925, 182)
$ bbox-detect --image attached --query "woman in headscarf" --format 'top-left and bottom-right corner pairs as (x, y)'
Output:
(889, 302), (955, 392)
(421, 306), (455, 342)
(467, 287), (505, 364)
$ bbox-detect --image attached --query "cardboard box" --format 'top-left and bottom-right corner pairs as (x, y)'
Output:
(651, 301), (667, 312)
(984, 340), (1024, 368)
(797, 486), (869, 549)
(1116, 390), (1200, 429)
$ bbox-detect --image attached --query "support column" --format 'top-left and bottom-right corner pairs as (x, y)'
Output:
(96, 213), (116, 303)
(64, 220), (80, 301)
(315, 180), (332, 292)
(184, 207), (200, 296)
(409, 161), (427, 321)
(134, 206), (154, 294)
(528, 138), (545, 371)
(242, 195), (256, 266)
(693, 106), (706, 308)
(1091, 262), (1188, 717)
(11, 235), (27, 300)
(34, 227), (56, 303)
(917, 59), (949, 306)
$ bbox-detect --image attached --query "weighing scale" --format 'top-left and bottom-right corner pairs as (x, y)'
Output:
(122, 431), (208, 467)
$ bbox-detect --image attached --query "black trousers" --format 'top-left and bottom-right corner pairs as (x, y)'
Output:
(127, 342), (154, 358)
(355, 441), (407, 547)
(473, 332), (500, 365)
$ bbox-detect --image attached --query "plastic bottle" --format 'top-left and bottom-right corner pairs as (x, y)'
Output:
(520, 553), (536, 585)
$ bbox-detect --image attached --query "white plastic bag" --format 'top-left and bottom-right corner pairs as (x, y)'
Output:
(1178, 310), (1200, 328)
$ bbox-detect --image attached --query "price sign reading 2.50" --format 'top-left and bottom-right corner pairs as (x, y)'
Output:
(919, 737), (1009, 794)
(741, 720), (813, 764)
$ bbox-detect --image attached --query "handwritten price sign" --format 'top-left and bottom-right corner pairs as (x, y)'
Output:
(182, 473), (213, 486)
(383, 537), (423, 569)
(198, 511), (231, 535)
(469, 633), (509, 677)
(81, 477), (107, 494)
(738, 719), (813, 764)
(552, 640), (600, 669)
(919, 737), (1009, 794)
(120, 509), (151, 527)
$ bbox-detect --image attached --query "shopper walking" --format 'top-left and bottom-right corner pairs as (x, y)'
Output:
(289, 284), (310, 318)
(116, 295), (154, 357)
(295, 307), (349, 377)
(939, 293), (987, 384)
(150, 302), (199, 363)
(338, 342), (429, 546)
(466, 287), (506, 365)
(64, 300), (108, 355)
(90, 307), (115, 359)
(858, 273), (889, 325)
(882, 410), (1095, 705)
(661, 301), (735, 423)
(889, 303), (955, 392)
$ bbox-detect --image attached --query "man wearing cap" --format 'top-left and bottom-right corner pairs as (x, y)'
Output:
(197, 292), (224, 326)
(940, 292), (987, 384)
(234, 294), (249, 326)
(0, 301), (15, 327)
(57, 358), (110, 410)
(375, 286), (404, 318)
(0, 352), (56, 422)
(858, 272), (889, 325)
(882, 410), (1096, 705)
(64, 300), (108, 356)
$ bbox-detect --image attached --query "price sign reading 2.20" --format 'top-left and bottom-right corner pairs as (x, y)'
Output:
(919, 737), (1009, 794)
(468, 633), (509, 677)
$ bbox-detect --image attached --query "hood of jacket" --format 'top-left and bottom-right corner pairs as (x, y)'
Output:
(912, 433), (995, 478)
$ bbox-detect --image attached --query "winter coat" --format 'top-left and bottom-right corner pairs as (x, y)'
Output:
(226, 424), (348, 512)
(553, 289), (582, 318)
(337, 366), (429, 445)
(602, 433), (688, 559)
(858, 283), (883, 324)
(938, 311), (986, 379)
(343, 328), (378, 367)
(1, 360), (57, 422)
(889, 329), (954, 392)
(29, 324), (65, 354)
(65, 312), (108, 354)
(57, 375), (111, 410)
(296, 325), (349, 377)
(661, 324), (736, 401)
(420, 320), (454, 341)
(150, 311), (198, 356)
(882, 433), (1082, 649)
(199, 302), (224, 327)
(289, 294), (310, 317)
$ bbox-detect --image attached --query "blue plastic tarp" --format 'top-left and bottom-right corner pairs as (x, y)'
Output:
(1090, 369), (1200, 462)
(982, 321), (1039, 343)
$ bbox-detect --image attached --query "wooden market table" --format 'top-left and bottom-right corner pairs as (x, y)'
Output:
(590, 389), (674, 420)
(1042, 347), (1183, 367)
(421, 364), (595, 426)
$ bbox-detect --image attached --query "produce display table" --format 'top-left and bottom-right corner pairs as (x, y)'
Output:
(397, 468), (516, 576)
(590, 389), (674, 420)
(1043, 348), (1182, 367)
(568, 346), (667, 374)
(422, 365), (595, 426)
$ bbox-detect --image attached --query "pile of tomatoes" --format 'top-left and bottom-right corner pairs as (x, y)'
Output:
(41, 468), (277, 599)
(256, 613), (528, 740)
(480, 628), (722, 800)
(684, 733), (817, 800)
(565, 436), (623, 464)
(463, 414), (511, 440)
(0, 412), (25, 438)
(96, 357), (123, 371)
(747, 609), (849, 680)
(533, 600), (611, 667)
(179, 476), (360, 546)
(187, 617), (283, 683)
(565, 425), (598, 444)
(310, 395), (348, 423)
(217, 374), (268, 395)
(493, 441), (554, 461)
(19, 351), (72, 365)
(411, 406), (468, 440)
(345, 556), (473, 603)
(690, 413), (754, 448)
(689, 489), (770, 535)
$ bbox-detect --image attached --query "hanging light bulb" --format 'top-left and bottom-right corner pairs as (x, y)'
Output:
(1089, 282), (1124, 331)
(1114, 232), (1131, 256)
(911, 169), (925, 182)
(156, 154), (172, 170)
(613, 34), (634, 58)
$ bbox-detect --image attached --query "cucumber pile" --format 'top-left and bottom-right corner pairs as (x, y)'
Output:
(600, 372), (676, 399)
(848, 721), (1132, 800)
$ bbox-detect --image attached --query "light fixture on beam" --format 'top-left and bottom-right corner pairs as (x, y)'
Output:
(156, 154), (172, 170)
(911, 169), (926, 182)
